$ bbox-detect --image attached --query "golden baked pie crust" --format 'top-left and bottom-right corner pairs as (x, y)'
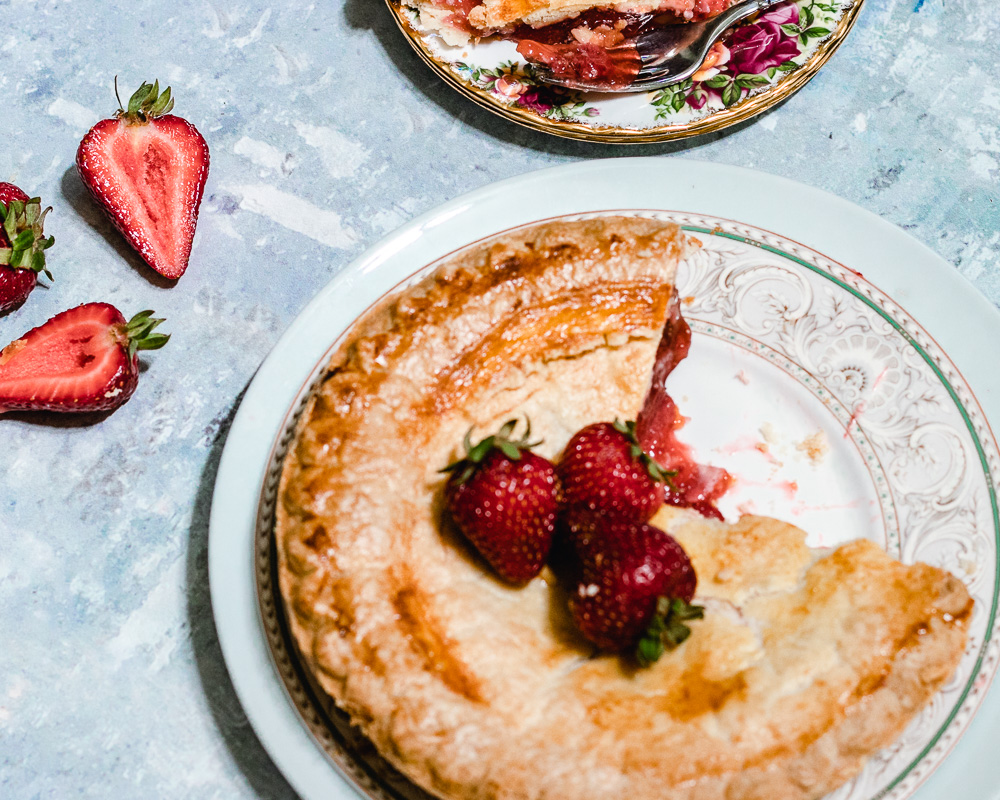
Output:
(467, 0), (673, 30)
(276, 217), (971, 800)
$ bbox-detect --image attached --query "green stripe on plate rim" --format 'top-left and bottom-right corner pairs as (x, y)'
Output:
(685, 225), (1000, 798)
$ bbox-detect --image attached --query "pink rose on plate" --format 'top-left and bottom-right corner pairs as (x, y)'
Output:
(494, 74), (528, 99)
(727, 2), (801, 75)
(759, 1), (800, 26)
(686, 88), (709, 110)
(517, 91), (553, 113)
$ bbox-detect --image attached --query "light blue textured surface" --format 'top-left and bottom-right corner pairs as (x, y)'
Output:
(0, 0), (996, 798)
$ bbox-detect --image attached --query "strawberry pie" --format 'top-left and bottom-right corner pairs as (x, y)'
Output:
(277, 217), (972, 800)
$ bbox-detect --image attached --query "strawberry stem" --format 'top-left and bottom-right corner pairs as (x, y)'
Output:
(116, 80), (175, 125)
(122, 310), (170, 360)
(636, 596), (704, 667)
(613, 418), (677, 488)
(0, 198), (54, 278)
(442, 418), (542, 485)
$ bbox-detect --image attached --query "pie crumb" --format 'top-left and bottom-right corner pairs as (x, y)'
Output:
(797, 431), (830, 464)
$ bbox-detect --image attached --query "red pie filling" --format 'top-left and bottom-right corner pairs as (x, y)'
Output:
(425, 0), (480, 35)
(516, 39), (643, 90)
(513, 12), (658, 88)
(637, 294), (732, 520)
(422, 4), (734, 90)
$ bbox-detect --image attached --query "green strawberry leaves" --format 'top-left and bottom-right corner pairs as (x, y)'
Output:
(442, 418), (542, 485)
(636, 596), (705, 667)
(116, 79), (176, 124)
(123, 310), (171, 359)
(0, 198), (54, 278)
(612, 418), (677, 487)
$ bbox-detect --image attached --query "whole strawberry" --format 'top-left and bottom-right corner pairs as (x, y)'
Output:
(443, 419), (560, 584)
(0, 303), (169, 414)
(559, 419), (672, 529)
(76, 80), (209, 279)
(0, 182), (54, 314)
(571, 519), (701, 665)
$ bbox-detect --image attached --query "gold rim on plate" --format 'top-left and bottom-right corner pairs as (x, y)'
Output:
(384, 0), (866, 143)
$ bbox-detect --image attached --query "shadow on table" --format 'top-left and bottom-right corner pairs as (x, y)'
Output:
(59, 167), (179, 290)
(341, 0), (777, 156)
(186, 385), (300, 800)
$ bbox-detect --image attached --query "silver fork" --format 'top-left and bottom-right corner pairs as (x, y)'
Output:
(532, 0), (788, 93)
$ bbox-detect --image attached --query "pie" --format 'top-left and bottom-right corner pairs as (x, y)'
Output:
(411, 0), (729, 39)
(276, 217), (972, 800)
(406, 2), (735, 87)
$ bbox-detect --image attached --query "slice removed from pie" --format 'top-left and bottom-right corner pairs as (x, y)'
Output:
(276, 217), (972, 800)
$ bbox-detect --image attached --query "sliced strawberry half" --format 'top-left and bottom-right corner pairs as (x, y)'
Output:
(76, 80), (209, 280)
(0, 303), (169, 414)
(0, 182), (54, 314)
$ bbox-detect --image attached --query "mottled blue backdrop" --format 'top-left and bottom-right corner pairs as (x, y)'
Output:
(0, 0), (996, 797)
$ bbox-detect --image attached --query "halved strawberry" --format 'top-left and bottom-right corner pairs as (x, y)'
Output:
(76, 80), (209, 279)
(0, 182), (54, 314)
(0, 303), (169, 414)
(571, 518), (701, 665)
(443, 419), (560, 584)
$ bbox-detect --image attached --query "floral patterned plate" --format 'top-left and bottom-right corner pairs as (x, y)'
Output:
(386, 0), (864, 142)
(209, 159), (1000, 800)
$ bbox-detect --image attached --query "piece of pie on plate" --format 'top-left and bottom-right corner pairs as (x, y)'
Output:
(277, 217), (972, 800)
(406, 1), (734, 87)
(411, 0), (730, 40)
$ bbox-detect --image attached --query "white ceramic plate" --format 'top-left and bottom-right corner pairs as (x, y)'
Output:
(209, 158), (1000, 800)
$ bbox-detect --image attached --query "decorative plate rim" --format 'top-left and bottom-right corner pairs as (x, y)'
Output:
(383, 0), (867, 143)
(208, 159), (1000, 800)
